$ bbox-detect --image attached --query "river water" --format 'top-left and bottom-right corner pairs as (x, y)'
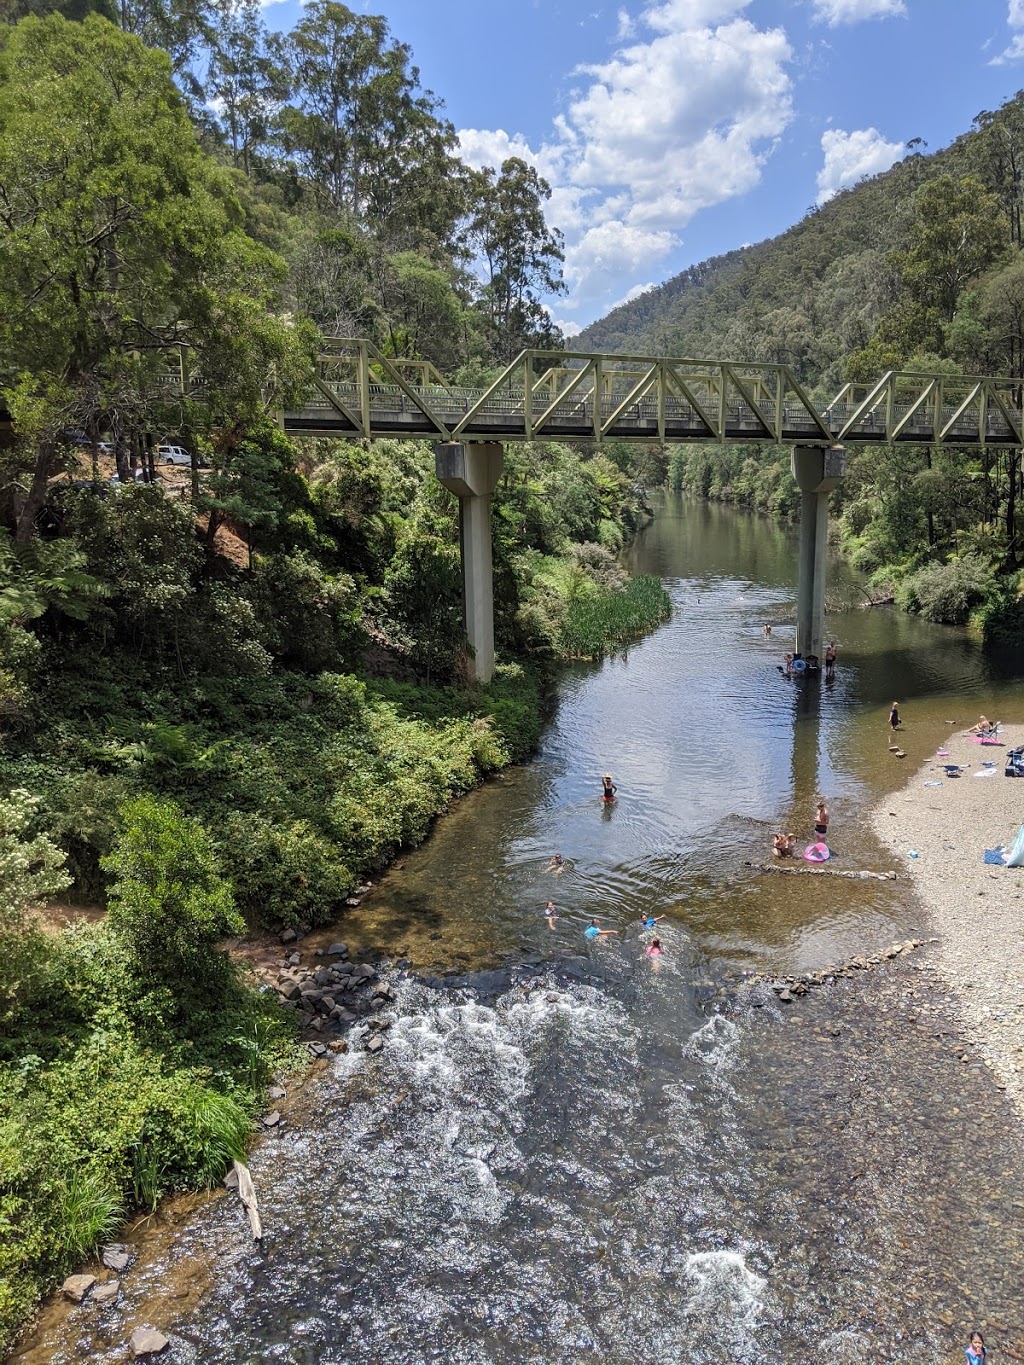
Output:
(17, 497), (1024, 1364)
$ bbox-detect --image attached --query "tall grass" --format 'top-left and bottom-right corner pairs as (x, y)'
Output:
(54, 1168), (123, 1260)
(559, 576), (671, 659)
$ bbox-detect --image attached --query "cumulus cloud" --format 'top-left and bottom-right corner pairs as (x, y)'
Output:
(815, 127), (903, 204)
(991, 0), (1024, 63)
(810, 0), (906, 23)
(459, 0), (793, 317)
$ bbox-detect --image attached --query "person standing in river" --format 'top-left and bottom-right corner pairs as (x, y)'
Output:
(601, 773), (617, 802)
(544, 901), (556, 928)
(824, 642), (836, 679)
(814, 799), (829, 839)
(889, 701), (901, 731)
(965, 1331), (987, 1363)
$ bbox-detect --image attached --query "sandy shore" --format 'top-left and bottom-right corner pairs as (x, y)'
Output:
(871, 722), (1024, 1112)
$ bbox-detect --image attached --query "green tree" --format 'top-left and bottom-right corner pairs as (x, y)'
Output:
(0, 14), (313, 542)
(0, 790), (71, 1028)
(894, 174), (1008, 324)
(102, 795), (243, 993)
(470, 157), (566, 363)
(206, 0), (290, 179)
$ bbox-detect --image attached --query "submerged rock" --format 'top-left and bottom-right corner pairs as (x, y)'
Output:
(92, 1280), (120, 1305)
(101, 1243), (134, 1274)
(129, 1326), (169, 1358)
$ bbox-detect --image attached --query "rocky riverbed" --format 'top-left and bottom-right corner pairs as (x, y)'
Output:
(871, 723), (1024, 1114)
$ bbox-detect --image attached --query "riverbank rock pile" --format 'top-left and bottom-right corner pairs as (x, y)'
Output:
(265, 942), (396, 1051)
(746, 937), (932, 1002)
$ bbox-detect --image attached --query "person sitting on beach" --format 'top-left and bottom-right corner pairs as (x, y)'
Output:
(814, 799), (829, 838)
(968, 715), (996, 736)
(546, 853), (566, 874)
(601, 773), (618, 801)
(641, 912), (665, 929)
(824, 642), (837, 679)
(645, 938), (663, 959)
(584, 919), (619, 940)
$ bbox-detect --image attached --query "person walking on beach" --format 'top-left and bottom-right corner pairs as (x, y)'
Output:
(889, 701), (901, 731)
(965, 1331), (987, 1363)
(814, 799), (829, 838)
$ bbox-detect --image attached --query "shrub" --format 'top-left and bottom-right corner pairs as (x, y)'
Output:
(896, 553), (997, 624)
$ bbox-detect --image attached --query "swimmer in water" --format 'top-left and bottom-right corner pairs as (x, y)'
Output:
(544, 901), (556, 927)
(645, 938), (663, 959)
(641, 912), (665, 930)
(546, 853), (565, 875)
(601, 772), (617, 801)
(763, 623), (772, 637)
(583, 919), (619, 940)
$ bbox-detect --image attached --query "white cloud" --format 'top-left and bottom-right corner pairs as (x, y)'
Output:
(810, 0), (906, 25)
(815, 127), (903, 204)
(609, 281), (657, 310)
(991, 0), (1024, 62)
(563, 223), (679, 309)
(616, 7), (635, 38)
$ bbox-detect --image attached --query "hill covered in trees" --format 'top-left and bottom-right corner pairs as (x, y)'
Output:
(579, 95), (1024, 640)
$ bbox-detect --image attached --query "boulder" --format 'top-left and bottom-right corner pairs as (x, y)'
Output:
(101, 1243), (134, 1274)
(279, 929), (297, 944)
(92, 1280), (120, 1306)
(327, 943), (348, 957)
(62, 1274), (96, 1303)
(267, 1084), (286, 1101)
(130, 1326), (170, 1358)
(260, 1110), (281, 1128)
(365, 1034), (384, 1053)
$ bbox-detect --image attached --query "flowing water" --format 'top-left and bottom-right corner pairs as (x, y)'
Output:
(17, 497), (1024, 1364)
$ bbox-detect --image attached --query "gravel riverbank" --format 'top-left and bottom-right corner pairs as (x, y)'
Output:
(871, 722), (1024, 1112)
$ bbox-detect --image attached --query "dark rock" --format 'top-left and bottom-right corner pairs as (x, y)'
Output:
(314, 948), (324, 957)
(279, 981), (301, 1001)
(129, 1326), (169, 1358)
(101, 1244), (134, 1274)
(288, 952), (302, 966)
(309, 1016), (324, 1032)
(327, 943), (348, 957)
(308, 1041), (328, 1057)
(320, 995), (337, 1012)
(280, 929), (297, 944)
(62, 1274), (96, 1303)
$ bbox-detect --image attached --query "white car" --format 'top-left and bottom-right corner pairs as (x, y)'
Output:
(158, 444), (192, 465)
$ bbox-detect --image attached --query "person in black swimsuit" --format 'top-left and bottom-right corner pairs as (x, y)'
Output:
(601, 773), (617, 801)
(889, 701), (901, 731)
(814, 798), (829, 838)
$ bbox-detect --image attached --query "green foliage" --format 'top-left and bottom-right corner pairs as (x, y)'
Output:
(895, 553), (998, 624)
(102, 795), (244, 991)
(0, 789), (71, 1029)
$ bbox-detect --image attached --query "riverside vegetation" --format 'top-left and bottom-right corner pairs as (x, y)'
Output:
(0, 8), (670, 1351)
(581, 97), (1024, 646)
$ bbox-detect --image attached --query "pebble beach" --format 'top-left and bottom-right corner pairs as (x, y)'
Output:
(871, 722), (1024, 1113)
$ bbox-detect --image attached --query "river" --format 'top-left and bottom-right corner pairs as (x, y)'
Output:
(17, 496), (1024, 1364)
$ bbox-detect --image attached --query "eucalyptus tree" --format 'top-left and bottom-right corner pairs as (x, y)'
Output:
(470, 156), (566, 363)
(0, 14), (314, 543)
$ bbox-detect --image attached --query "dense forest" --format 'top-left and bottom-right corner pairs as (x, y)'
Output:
(579, 100), (1024, 641)
(0, 4), (671, 1348)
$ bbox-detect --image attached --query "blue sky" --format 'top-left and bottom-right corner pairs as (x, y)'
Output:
(261, 0), (1024, 331)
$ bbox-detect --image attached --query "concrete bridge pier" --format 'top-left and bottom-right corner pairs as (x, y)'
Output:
(434, 441), (504, 683)
(792, 445), (845, 662)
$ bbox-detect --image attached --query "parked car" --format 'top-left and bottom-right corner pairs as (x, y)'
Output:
(157, 444), (193, 465)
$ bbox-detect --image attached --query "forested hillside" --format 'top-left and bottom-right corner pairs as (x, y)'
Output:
(578, 94), (1024, 642)
(0, 5), (673, 1347)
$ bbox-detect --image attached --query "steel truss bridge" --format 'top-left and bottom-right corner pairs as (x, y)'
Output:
(277, 340), (1024, 449)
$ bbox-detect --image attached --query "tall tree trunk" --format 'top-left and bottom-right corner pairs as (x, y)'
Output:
(14, 441), (57, 544)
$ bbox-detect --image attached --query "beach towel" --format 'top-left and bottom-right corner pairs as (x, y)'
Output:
(974, 767), (998, 778)
(923, 780), (944, 787)
(983, 848), (1006, 865)
(1006, 824), (1024, 868)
